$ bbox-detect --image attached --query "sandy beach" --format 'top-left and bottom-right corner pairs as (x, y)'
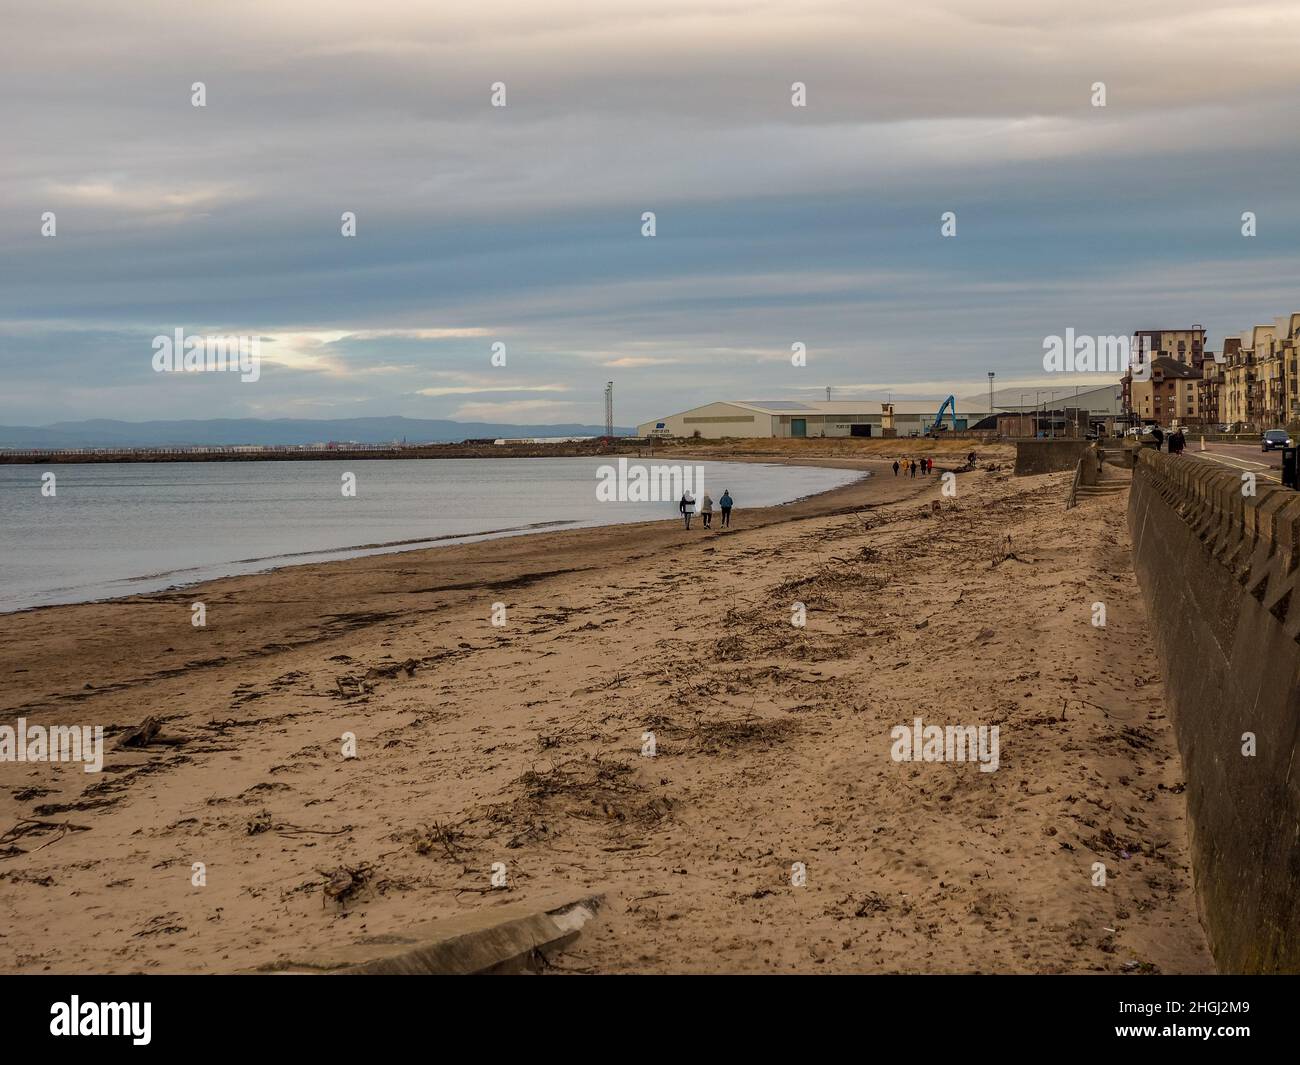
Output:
(0, 442), (1212, 974)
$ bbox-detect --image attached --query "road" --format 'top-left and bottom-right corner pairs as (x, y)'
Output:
(1184, 438), (1283, 485)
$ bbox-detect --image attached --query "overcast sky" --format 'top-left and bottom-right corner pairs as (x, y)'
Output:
(3, 0), (1300, 426)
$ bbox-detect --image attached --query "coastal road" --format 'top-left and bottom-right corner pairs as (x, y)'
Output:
(1185, 438), (1283, 485)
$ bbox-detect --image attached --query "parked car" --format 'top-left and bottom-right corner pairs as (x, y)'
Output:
(1261, 429), (1293, 452)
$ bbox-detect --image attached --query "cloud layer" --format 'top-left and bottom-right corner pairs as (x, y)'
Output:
(3, 1), (1300, 424)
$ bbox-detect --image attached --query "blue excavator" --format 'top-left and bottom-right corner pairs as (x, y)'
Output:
(927, 395), (958, 434)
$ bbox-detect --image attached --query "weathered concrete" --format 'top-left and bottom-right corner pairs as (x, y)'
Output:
(1013, 438), (1089, 476)
(261, 893), (603, 975)
(1128, 450), (1300, 972)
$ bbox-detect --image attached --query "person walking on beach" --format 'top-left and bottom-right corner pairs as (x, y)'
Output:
(909, 459), (917, 477)
(719, 489), (733, 527)
(892, 460), (900, 477)
(700, 492), (714, 529)
(680, 490), (695, 529)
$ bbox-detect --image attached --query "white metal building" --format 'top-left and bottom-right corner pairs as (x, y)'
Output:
(637, 399), (993, 439)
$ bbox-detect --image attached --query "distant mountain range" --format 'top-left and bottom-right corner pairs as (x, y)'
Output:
(0, 417), (633, 449)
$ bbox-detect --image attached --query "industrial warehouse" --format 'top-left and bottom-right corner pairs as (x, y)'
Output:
(637, 386), (1123, 439)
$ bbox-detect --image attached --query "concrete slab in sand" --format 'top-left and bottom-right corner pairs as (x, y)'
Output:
(258, 894), (604, 975)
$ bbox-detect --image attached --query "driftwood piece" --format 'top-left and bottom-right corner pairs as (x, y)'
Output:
(116, 716), (188, 749)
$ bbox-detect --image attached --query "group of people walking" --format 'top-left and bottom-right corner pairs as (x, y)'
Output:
(679, 489), (734, 530)
(1150, 426), (1187, 455)
(892, 457), (935, 477)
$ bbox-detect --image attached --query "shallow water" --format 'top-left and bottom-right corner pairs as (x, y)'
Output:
(0, 457), (863, 611)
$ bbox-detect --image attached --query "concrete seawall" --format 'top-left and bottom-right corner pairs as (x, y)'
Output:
(1013, 439), (1089, 475)
(1127, 450), (1300, 972)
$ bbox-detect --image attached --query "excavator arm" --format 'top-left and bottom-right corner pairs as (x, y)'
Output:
(929, 395), (957, 433)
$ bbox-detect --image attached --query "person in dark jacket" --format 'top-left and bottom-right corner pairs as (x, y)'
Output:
(892, 460), (900, 476)
(719, 490), (733, 527)
(679, 491), (694, 529)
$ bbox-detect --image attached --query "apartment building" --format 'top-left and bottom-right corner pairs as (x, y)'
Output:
(1246, 324), (1284, 428)
(1197, 356), (1223, 427)
(1219, 337), (1255, 428)
(1128, 357), (1204, 426)
(1218, 316), (1300, 430)
(1267, 314), (1300, 425)
(1133, 327), (1207, 369)
(1125, 317), (1300, 431)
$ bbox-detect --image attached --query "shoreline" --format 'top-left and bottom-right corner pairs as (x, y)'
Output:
(0, 453), (925, 716)
(1, 456), (870, 617)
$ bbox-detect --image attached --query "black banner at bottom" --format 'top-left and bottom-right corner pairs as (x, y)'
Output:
(1, 973), (1292, 1050)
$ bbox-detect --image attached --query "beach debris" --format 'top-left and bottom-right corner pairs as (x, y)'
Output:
(989, 536), (1035, 569)
(245, 809), (274, 835)
(363, 658), (419, 681)
(318, 862), (374, 907)
(116, 715), (187, 749)
(693, 716), (801, 755)
(0, 869), (56, 887)
(411, 821), (465, 861)
(334, 674), (374, 699)
(485, 755), (670, 842)
(133, 913), (187, 937)
(1083, 828), (1144, 861)
(537, 727), (574, 750)
(853, 892), (890, 916)
(32, 797), (121, 816)
(245, 808), (352, 838)
(0, 818), (93, 859)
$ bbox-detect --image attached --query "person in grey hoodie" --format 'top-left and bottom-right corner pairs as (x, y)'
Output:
(700, 492), (714, 529)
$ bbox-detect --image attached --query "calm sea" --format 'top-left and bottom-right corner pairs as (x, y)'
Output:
(0, 458), (863, 612)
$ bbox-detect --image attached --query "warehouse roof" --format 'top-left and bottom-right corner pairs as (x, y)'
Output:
(735, 399), (982, 416)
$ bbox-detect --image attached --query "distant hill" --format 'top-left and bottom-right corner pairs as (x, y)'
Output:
(0, 417), (633, 449)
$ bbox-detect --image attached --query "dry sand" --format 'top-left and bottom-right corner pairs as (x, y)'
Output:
(0, 444), (1213, 973)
